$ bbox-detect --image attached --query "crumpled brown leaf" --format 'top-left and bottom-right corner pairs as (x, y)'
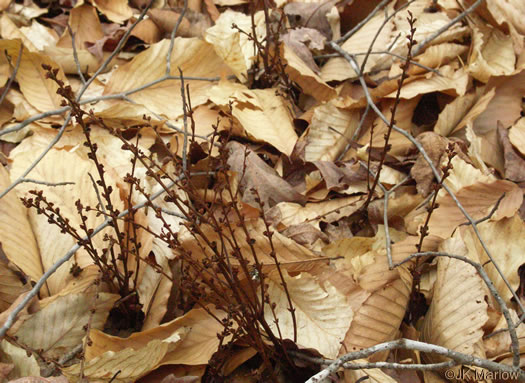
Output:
(226, 141), (306, 209)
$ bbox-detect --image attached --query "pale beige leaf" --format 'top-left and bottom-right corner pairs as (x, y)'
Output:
(18, 22), (58, 51)
(468, 21), (516, 83)
(14, 293), (118, 359)
(92, 0), (133, 23)
(57, 4), (104, 51)
(0, 15), (38, 52)
(406, 179), (522, 238)
(269, 196), (364, 230)
(321, 5), (395, 81)
(210, 82), (298, 155)
(204, 10), (265, 81)
(414, 43), (467, 70)
(43, 45), (99, 75)
(434, 87), (495, 137)
(265, 270), (353, 359)
(473, 70), (525, 135)
(462, 215), (525, 304)
(141, 265), (172, 330)
(482, 0), (525, 42)
(421, 235), (488, 362)
(341, 276), (411, 361)
(0, 39), (68, 112)
(336, 237), (427, 361)
(442, 156), (494, 194)
(0, 254), (29, 313)
(63, 337), (175, 383)
(0, 164), (42, 284)
(386, 65), (469, 99)
(509, 117), (525, 156)
(302, 102), (359, 161)
(85, 307), (227, 366)
(104, 38), (227, 119)
(8, 128), (129, 295)
(0, 340), (40, 380)
(281, 44), (336, 102)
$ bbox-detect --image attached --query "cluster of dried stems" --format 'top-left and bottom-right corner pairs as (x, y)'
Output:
(0, 0), (524, 382)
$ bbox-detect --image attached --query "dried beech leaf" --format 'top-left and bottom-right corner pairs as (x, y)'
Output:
(204, 10), (265, 81)
(0, 39), (68, 112)
(56, 4), (104, 51)
(462, 215), (525, 304)
(92, 0), (133, 23)
(265, 270), (353, 359)
(105, 38), (227, 119)
(211, 83), (298, 155)
(302, 102), (359, 161)
(0, 164), (41, 284)
(14, 293), (118, 359)
(421, 235), (489, 366)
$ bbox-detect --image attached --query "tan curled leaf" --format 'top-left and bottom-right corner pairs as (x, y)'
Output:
(406, 179), (522, 238)
(434, 87), (495, 137)
(341, 275), (411, 361)
(0, 248), (30, 313)
(0, 14), (38, 52)
(44, 45), (99, 75)
(62, 337), (179, 383)
(414, 43), (467, 70)
(321, 4), (395, 81)
(386, 65), (469, 99)
(268, 195), (364, 230)
(462, 215), (525, 304)
(421, 235), (488, 363)
(92, 0), (133, 23)
(281, 44), (336, 102)
(226, 141), (305, 208)
(264, 270), (353, 359)
(0, 340), (40, 380)
(0, 165), (42, 284)
(14, 293), (118, 360)
(0, 39), (68, 112)
(211, 82), (298, 155)
(204, 10), (265, 81)
(302, 101), (359, 162)
(85, 307), (228, 366)
(57, 4), (103, 51)
(105, 38), (227, 119)
(509, 117), (525, 157)
(468, 20), (516, 83)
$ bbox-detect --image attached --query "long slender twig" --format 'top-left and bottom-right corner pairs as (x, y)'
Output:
(412, 0), (484, 56)
(18, 179), (74, 187)
(66, 24), (86, 85)
(305, 338), (525, 383)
